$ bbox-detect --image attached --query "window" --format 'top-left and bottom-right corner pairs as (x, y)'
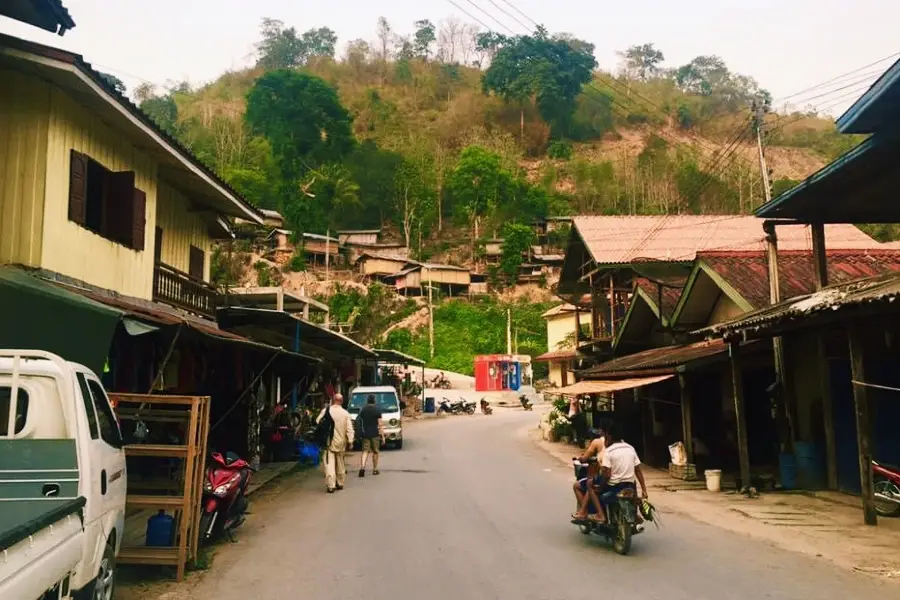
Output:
(69, 150), (146, 251)
(76, 373), (99, 439)
(189, 245), (205, 280)
(0, 386), (29, 436)
(87, 380), (123, 449)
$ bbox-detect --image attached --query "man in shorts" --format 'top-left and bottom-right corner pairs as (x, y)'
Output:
(358, 395), (385, 477)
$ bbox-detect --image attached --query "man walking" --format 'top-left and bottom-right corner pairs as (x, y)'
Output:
(358, 394), (384, 477)
(317, 393), (354, 493)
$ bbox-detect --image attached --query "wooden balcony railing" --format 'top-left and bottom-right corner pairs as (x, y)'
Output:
(153, 262), (219, 319)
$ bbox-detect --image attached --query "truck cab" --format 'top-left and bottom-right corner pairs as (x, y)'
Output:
(347, 386), (404, 449)
(0, 351), (126, 600)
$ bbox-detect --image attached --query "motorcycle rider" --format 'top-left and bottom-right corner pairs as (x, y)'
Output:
(571, 425), (608, 522)
(594, 422), (648, 525)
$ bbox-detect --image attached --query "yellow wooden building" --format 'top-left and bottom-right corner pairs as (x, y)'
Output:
(0, 34), (263, 315)
(535, 304), (592, 387)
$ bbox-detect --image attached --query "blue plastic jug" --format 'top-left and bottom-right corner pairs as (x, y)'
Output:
(146, 509), (175, 547)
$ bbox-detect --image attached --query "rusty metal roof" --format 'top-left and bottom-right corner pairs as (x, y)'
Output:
(571, 215), (885, 266)
(634, 276), (686, 319)
(698, 249), (900, 309)
(580, 339), (735, 378)
(535, 349), (577, 362)
(699, 271), (900, 339)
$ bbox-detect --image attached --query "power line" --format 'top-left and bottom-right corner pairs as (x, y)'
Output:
(483, 0), (533, 32)
(772, 50), (900, 103)
(462, 0), (517, 34)
(496, 0), (540, 27)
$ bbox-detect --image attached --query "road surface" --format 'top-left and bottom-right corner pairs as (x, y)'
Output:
(158, 410), (886, 600)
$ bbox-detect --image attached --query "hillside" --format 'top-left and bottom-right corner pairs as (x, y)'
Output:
(135, 17), (868, 261)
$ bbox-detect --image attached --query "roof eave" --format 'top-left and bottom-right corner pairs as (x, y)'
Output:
(836, 59), (900, 134)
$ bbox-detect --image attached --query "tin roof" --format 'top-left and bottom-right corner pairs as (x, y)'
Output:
(535, 349), (577, 362)
(697, 249), (900, 309)
(580, 339), (738, 378)
(1, 0), (75, 35)
(634, 276), (686, 319)
(698, 271), (900, 339)
(571, 215), (883, 266)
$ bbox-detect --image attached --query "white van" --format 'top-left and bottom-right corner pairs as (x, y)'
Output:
(0, 351), (126, 600)
(347, 386), (403, 449)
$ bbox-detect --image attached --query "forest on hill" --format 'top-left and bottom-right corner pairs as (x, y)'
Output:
(132, 16), (868, 259)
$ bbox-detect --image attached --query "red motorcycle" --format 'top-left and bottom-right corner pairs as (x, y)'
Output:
(199, 451), (254, 543)
(873, 461), (900, 517)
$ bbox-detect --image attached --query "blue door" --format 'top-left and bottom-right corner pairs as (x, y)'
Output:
(830, 360), (860, 493)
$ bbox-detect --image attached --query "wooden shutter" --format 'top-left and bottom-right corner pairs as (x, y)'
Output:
(105, 171), (135, 245)
(189, 245), (205, 280)
(131, 189), (146, 251)
(154, 227), (163, 263)
(68, 150), (88, 225)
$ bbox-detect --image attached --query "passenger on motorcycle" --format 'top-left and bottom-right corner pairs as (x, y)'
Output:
(594, 423), (648, 525)
(571, 426), (608, 521)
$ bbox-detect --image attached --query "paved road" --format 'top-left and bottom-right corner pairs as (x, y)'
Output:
(175, 410), (885, 600)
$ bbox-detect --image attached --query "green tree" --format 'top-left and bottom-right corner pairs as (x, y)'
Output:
(481, 28), (597, 138)
(256, 19), (337, 69)
(499, 223), (535, 284)
(245, 70), (354, 192)
(139, 95), (178, 135)
(448, 145), (511, 239)
(620, 43), (665, 81)
(413, 19), (436, 60)
(98, 72), (126, 95)
(300, 27), (338, 60)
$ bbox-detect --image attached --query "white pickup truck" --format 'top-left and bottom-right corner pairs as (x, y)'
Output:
(0, 350), (126, 600)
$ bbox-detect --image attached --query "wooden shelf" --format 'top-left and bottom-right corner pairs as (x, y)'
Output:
(125, 444), (188, 458)
(126, 495), (185, 509)
(119, 546), (180, 566)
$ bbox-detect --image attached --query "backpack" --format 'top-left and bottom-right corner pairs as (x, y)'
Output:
(313, 406), (335, 448)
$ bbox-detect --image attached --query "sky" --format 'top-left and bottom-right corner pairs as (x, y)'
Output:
(2, 0), (898, 115)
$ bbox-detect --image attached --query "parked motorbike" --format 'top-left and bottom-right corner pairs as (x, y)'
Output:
(460, 397), (477, 415)
(438, 398), (454, 415)
(199, 451), (254, 544)
(480, 399), (493, 415)
(520, 395), (533, 411)
(873, 461), (900, 517)
(570, 458), (646, 555)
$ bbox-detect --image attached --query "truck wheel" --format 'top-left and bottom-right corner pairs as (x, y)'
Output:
(78, 540), (116, 600)
(395, 439), (403, 450)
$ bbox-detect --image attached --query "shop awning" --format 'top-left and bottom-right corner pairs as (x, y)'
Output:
(0, 267), (123, 376)
(217, 307), (375, 361)
(556, 375), (674, 396)
(373, 348), (426, 366)
(579, 339), (734, 378)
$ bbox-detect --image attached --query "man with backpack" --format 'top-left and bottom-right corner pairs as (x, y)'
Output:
(315, 393), (355, 493)
(357, 395), (385, 477)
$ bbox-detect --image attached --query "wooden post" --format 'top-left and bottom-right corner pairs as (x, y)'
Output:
(637, 387), (652, 462)
(729, 341), (751, 492)
(848, 327), (877, 525)
(608, 274), (616, 338)
(764, 221), (796, 452)
(818, 334), (838, 490)
(811, 222), (828, 290)
(678, 373), (694, 464)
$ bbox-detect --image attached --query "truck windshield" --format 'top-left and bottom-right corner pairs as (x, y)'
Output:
(348, 392), (399, 414)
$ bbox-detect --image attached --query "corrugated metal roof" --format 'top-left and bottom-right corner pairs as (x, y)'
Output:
(556, 375), (674, 396)
(634, 276), (686, 319)
(535, 349), (577, 362)
(699, 271), (900, 339)
(581, 339), (732, 378)
(572, 215), (884, 266)
(698, 249), (900, 309)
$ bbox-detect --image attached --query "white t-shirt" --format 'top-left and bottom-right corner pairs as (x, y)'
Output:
(601, 441), (641, 485)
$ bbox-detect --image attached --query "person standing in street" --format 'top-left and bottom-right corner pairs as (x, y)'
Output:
(317, 393), (354, 493)
(357, 394), (385, 477)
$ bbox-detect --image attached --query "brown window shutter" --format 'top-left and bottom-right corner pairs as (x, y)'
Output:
(104, 171), (135, 245)
(189, 245), (205, 280)
(68, 150), (88, 225)
(131, 189), (147, 251)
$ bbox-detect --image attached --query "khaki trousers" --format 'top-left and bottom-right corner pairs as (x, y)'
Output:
(323, 449), (346, 490)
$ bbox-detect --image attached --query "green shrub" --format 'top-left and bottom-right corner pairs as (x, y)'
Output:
(547, 140), (573, 160)
(288, 254), (307, 272)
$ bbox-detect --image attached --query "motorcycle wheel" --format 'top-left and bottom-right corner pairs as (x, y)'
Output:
(874, 476), (900, 517)
(199, 512), (216, 545)
(612, 513), (632, 555)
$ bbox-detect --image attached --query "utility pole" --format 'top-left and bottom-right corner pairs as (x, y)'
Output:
(753, 101), (773, 205)
(428, 276), (435, 359)
(506, 308), (512, 355)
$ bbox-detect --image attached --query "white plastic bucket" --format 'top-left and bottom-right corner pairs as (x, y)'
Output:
(705, 469), (722, 492)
